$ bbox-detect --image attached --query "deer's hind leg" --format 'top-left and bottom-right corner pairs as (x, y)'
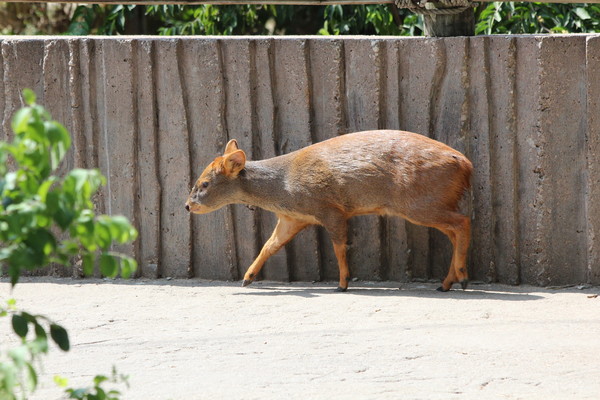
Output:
(432, 212), (470, 291)
(406, 210), (471, 292)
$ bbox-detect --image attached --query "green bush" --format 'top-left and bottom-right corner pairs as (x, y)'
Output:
(0, 89), (137, 399)
(62, 3), (600, 36)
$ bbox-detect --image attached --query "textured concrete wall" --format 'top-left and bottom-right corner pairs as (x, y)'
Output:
(1, 35), (599, 286)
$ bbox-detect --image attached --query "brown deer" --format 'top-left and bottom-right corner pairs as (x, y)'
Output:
(185, 130), (472, 292)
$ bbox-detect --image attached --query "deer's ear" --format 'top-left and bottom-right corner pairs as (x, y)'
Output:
(224, 139), (239, 155)
(222, 150), (246, 177)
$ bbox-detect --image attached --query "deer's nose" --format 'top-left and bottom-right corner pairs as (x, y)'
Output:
(185, 204), (190, 212)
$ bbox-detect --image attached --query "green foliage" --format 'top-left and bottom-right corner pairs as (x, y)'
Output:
(1, 299), (70, 398)
(319, 5), (421, 35)
(65, 4), (421, 36)
(0, 89), (138, 286)
(55, 367), (129, 400)
(66, 4), (137, 35)
(1, 90), (137, 399)
(62, 3), (600, 36)
(145, 4), (278, 35)
(476, 2), (600, 34)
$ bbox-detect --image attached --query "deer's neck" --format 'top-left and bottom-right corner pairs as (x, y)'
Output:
(236, 158), (291, 211)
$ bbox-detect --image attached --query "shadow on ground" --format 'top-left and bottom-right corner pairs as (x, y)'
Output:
(231, 284), (545, 301)
(6, 276), (591, 302)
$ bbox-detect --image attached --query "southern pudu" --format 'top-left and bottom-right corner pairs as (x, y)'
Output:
(185, 130), (473, 292)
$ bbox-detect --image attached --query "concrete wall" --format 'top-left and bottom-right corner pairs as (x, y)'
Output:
(1, 35), (599, 286)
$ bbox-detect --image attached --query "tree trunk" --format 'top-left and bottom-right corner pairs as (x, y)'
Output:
(423, 7), (475, 37)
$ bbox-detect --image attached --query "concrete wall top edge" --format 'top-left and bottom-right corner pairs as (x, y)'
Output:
(1, 33), (600, 42)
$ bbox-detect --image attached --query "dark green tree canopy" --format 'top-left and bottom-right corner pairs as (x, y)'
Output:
(1, 2), (600, 36)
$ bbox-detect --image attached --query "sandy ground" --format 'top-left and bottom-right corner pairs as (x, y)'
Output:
(1, 277), (600, 400)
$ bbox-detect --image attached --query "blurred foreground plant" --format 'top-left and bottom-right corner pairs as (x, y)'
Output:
(0, 89), (137, 399)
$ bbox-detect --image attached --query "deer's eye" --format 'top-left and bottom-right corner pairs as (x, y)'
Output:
(201, 181), (209, 189)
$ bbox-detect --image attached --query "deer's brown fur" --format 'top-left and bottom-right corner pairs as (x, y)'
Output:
(186, 130), (472, 291)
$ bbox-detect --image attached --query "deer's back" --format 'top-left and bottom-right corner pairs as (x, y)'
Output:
(278, 130), (472, 218)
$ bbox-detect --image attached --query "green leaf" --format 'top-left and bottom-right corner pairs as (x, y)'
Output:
(100, 253), (118, 278)
(12, 314), (29, 337)
(50, 323), (70, 351)
(94, 219), (113, 250)
(9, 262), (20, 286)
(46, 121), (71, 170)
(106, 215), (138, 243)
(22, 88), (37, 105)
(38, 177), (57, 202)
(26, 361), (39, 390)
(20, 311), (36, 323)
(0, 362), (18, 393)
(8, 345), (28, 367)
(9, 243), (44, 271)
(54, 374), (69, 388)
(119, 257), (137, 279)
(25, 228), (57, 257)
(34, 320), (47, 340)
(574, 7), (591, 20)
(82, 252), (95, 276)
(93, 374), (109, 386)
(11, 107), (32, 135)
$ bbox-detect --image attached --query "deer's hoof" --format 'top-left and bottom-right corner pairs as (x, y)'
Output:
(460, 279), (469, 290)
(436, 286), (449, 292)
(242, 279), (253, 287)
(335, 286), (347, 292)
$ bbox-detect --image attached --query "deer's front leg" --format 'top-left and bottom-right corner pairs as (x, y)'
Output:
(242, 215), (308, 287)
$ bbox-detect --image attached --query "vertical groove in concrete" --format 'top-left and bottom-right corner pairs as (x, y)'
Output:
(401, 39), (438, 282)
(40, 39), (70, 278)
(1, 41), (14, 146)
(515, 37), (545, 286)
(67, 39), (86, 278)
(67, 40), (86, 170)
(538, 36), (587, 285)
(215, 38), (241, 281)
(99, 39), (139, 268)
(296, 38), (322, 283)
(246, 38), (261, 283)
(135, 39), (161, 278)
(94, 39), (109, 221)
(381, 40), (409, 282)
(385, 39), (407, 282)
(488, 37), (520, 285)
(1, 41), (13, 143)
(253, 38), (290, 282)
(222, 38), (260, 281)
(183, 39), (236, 281)
(44, 39), (74, 174)
(0, 39), (4, 143)
(586, 36), (600, 285)
(272, 39), (320, 282)
(129, 39), (142, 278)
(468, 36), (494, 283)
(428, 37), (452, 282)
(376, 41), (388, 281)
(80, 40), (101, 188)
(154, 39), (192, 278)
(344, 39), (384, 281)
(428, 38), (446, 139)
(508, 38), (521, 286)
(308, 38), (345, 281)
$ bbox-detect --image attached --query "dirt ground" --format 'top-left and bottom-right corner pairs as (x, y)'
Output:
(1, 277), (600, 400)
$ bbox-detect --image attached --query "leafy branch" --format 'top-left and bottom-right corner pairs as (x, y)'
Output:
(1, 89), (137, 399)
